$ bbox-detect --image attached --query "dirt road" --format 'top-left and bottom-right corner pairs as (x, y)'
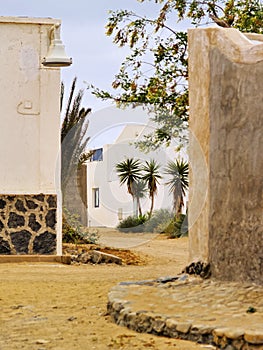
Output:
(0, 230), (210, 350)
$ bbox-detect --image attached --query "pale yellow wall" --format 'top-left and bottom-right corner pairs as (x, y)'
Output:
(188, 28), (263, 284)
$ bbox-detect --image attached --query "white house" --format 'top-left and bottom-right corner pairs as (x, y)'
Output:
(0, 17), (70, 255)
(86, 123), (176, 228)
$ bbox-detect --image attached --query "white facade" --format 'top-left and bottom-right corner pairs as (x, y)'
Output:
(0, 17), (61, 194)
(86, 124), (175, 228)
(0, 17), (64, 255)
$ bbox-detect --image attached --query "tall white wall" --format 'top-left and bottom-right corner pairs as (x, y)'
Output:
(0, 17), (63, 255)
(0, 17), (61, 194)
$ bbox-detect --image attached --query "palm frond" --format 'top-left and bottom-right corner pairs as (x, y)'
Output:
(116, 158), (142, 196)
(141, 159), (162, 216)
(61, 77), (92, 192)
(164, 159), (189, 215)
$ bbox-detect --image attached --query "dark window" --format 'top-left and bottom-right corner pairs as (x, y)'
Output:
(93, 188), (99, 208)
(91, 148), (103, 161)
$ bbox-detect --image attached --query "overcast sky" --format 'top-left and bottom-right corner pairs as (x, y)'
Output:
(1, 1), (191, 148)
(1, 0), (168, 111)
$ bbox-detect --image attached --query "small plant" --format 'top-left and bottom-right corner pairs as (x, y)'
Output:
(62, 208), (99, 244)
(143, 209), (174, 233)
(165, 214), (188, 239)
(246, 306), (257, 314)
(117, 214), (148, 233)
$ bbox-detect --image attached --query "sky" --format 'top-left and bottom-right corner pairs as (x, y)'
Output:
(1, 0), (189, 147)
(1, 0), (166, 111)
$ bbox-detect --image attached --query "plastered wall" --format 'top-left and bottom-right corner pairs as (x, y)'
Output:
(188, 28), (263, 284)
(0, 17), (62, 254)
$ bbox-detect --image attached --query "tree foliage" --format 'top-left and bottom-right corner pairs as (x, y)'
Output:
(115, 157), (162, 216)
(61, 77), (92, 192)
(92, 0), (263, 151)
(116, 157), (189, 217)
(164, 159), (189, 217)
(115, 158), (143, 215)
(142, 159), (162, 217)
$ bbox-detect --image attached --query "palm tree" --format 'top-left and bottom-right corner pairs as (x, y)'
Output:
(60, 77), (92, 193)
(115, 158), (142, 216)
(164, 159), (189, 217)
(142, 159), (162, 217)
(132, 180), (147, 217)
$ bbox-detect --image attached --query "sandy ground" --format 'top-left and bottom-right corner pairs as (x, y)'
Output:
(0, 229), (211, 350)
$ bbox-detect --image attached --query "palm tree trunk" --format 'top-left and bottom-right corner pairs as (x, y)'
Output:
(149, 194), (154, 218)
(132, 196), (138, 217)
(174, 185), (183, 218)
(137, 196), (142, 216)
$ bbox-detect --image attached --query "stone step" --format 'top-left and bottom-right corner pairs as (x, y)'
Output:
(0, 255), (71, 264)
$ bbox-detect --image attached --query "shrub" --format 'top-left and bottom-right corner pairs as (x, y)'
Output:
(117, 214), (147, 233)
(143, 209), (174, 233)
(62, 208), (99, 244)
(166, 214), (188, 239)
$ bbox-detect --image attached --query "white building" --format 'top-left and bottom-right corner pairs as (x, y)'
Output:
(86, 123), (176, 228)
(0, 17), (71, 255)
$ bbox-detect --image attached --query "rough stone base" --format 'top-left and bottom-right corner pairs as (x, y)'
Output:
(108, 275), (263, 349)
(0, 194), (57, 255)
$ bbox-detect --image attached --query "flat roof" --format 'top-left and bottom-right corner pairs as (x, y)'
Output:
(0, 16), (60, 25)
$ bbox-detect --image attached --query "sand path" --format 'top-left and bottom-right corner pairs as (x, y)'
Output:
(0, 229), (211, 350)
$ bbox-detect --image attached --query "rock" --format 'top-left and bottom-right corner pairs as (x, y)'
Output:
(152, 316), (165, 333)
(244, 331), (263, 345)
(242, 344), (263, 350)
(79, 252), (91, 264)
(176, 322), (192, 334)
(213, 328), (229, 337)
(165, 318), (178, 338)
(183, 261), (211, 279)
(156, 276), (179, 283)
(136, 312), (152, 333)
(36, 339), (49, 344)
(67, 316), (77, 321)
(112, 301), (124, 313)
(232, 339), (245, 350)
(224, 345), (235, 350)
(90, 250), (122, 265)
(224, 328), (244, 340)
(191, 324), (215, 335)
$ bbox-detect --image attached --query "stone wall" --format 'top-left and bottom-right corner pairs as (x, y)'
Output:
(63, 164), (87, 226)
(188, 28), (263, 284)
(0, 194), (57, 255)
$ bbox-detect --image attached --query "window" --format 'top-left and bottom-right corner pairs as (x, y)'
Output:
(91, 148), (103, 161)
(93, 188), (99, 208)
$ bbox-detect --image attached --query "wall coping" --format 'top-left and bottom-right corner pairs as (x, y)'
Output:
(0, 16), (60, 25)
(188, 27), (263, 64)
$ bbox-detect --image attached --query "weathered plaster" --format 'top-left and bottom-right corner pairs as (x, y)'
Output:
(188, 28), (263, 284)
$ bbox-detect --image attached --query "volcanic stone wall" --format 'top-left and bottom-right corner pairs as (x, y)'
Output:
(0, 194), (57, 255)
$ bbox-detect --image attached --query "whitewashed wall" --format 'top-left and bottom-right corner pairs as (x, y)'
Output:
(0, 17), (62, 255)
(87, 124), (174, 228)
(0, 17), (61, 194)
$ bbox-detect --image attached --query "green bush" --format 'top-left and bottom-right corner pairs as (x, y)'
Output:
(166, 214), (188, 239)
(116, 210), (188, 237)
(143, 209), (174, 233)
(62, 208), (99, 244)
(117, 214), (147, 233)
